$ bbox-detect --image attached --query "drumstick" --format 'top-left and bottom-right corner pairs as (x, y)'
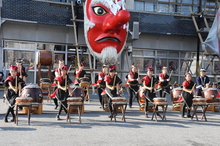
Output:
(190, 83), (196, 94)
(113, 75), (116, 90)
(168, 70), (173, 80)
(150, 76), (153, 93)
(65, 75), (67, 92)
(16, 76), (18, 94)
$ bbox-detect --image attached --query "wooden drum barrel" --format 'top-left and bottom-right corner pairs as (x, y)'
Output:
(16, 97), (33, 104)
(67, 97), (83, 105)
(171, 88), (182, 102)
(202, 88), (218, 103)
(153, 97), (167, 103)
(193, 98), (206, 103)
(22, 84), (43, 103)
(79, 77), (90, 88)
(37, 50), (54, 66)
(111, 97), (126, 104)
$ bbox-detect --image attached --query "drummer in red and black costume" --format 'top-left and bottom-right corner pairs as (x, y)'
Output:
(195, 68), (210, 96)
(73, 62), (87, 85)
(96, 64), (108, 108)
(4, 65), (24, 122)
(54, 66), (72, 120)
(52, 60), (65, 109)
(158, 66), (171, 97)
(15, 59), (34, 85)
(105, 65), (122, 118)
(181, 72), (195, 118)
(142, 67), (161, 118)
(127, 65), (141, 108)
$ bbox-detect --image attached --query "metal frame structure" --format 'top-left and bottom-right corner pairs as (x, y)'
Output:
(189, 0), (220, 83)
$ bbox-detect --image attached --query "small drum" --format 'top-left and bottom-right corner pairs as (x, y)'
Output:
(153, 97), (167, 103)
(67, 97), (83, 104)
(79, 77), (90, 87)
(22, 84), (43, 103)
(16, 97), (33, 104)
(40, 78), (51, 88)
(40, 78), (51, 84)
(111, 97), (126, 104)
(171, 88), (182, 99)
(36, 50), (54, 66)
(138, 87), (146, 105)
(70, 84), (82, 89)
(202, 88), (218, 103)
(193, 98), (206, 103)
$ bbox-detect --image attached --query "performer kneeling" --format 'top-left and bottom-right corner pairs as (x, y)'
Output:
(142, 67), (161, 118)
(105, 66), (122, 118)
(55, 66), (72, 120)
(196, 68), (209, 96)
(181, 72), (195, 118)
(4, 65), (24, 122)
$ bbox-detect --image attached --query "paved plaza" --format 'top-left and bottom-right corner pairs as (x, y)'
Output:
(0, 90), (219, 146)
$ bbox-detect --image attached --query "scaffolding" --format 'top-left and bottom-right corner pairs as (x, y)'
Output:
(189, 0), (220, 83)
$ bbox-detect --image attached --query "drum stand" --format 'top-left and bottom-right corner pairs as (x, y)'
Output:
(67, 103), (83, 123)
(151, 102), (168, 122)
(110, 102), (127, 122)
(15, 103), (32, 125)
(191, 103), (209, 121)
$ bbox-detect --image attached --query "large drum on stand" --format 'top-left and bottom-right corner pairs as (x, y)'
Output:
(170, 87), (183, 111)
(202, 88), (218, 103)
(21, 84), (43, 114)
(36, 50), (54, 66)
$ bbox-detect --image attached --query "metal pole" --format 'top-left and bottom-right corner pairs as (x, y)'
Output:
(196, 0), (202, 76)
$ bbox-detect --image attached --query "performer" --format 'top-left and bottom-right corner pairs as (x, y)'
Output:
(96, 65), (108, 108)
(105, 65), (122, 118)
(16, 59), (34, 84)
(127, 65), (140, 108)
(196, 68), (210, 96)
(0, 71), (4, 84)
(142, 67), (160, 118)
(4, 65), (24, 122)
(54, 66), (72, 120)
(158, 67), (171, 97)
(181, 72), (195, 118)
(73, 62), (86, 85)
(53, 60), (65, 109)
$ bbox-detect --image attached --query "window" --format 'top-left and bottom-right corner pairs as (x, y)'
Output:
(145, 2), (156, 12)
(3, 50), (35, 68)
(133, 0), (207, 15)
(4, 40), (35, 50)
(134, 1), (145, 11)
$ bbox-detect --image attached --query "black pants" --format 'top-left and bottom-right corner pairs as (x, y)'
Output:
(144, 90), (156, 112)
(182, 91), (193, 116)
(5, 89), (16, 120)
(106, 88), (117, 114)
(159, 86), (170, 97)
(97, 87), (103, 106)
(58, 100), (67, 116)
(56, 89), (68, 116)
(5, 106), (15, 120)
(128, 85), (139, 107)
(53, 87), (58, 107)
(54, 98), (58, 107)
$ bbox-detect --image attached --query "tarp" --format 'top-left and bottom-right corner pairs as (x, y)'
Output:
(203, 9), (220, 56)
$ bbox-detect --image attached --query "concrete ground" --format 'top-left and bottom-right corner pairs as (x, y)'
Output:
(0, 89), (219, 146)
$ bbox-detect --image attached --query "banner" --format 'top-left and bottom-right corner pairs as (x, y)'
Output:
(203, 9), (220, 56)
